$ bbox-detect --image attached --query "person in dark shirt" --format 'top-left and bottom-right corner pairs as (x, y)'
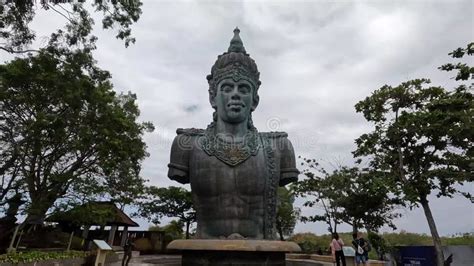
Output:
(122, 236), (135, 266)
(352, 232), (368, 266)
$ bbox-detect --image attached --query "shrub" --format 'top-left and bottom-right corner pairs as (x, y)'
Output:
(290, 232), (332, 254)
(0, 251), (89, 264)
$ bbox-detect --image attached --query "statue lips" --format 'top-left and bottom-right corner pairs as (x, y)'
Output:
(227, 101), (245, 112)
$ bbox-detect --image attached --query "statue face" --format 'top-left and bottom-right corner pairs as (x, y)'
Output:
(212, 78), (254, 124)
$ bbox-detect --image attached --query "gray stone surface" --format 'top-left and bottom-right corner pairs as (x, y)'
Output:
(167, 239), (301, 252)
(106, 255), (181, 266)
(167, 239), (301, 266)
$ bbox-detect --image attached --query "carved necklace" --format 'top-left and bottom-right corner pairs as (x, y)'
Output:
(201, 123), (261, 166)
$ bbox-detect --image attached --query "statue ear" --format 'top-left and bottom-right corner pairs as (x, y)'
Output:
(251, 94), (259, 111)
(209, 93), (217, 109)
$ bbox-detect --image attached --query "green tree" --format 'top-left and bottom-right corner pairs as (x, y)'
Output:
(294, 158), (343, 234)
(0, 0), (142, 54)
(0, 0), (149, 228)
(0, 44), (153, 224)
(149, 220), (185, 240)
(438, 43), (474, 81)
(331, 168), (403, 234)
(276, 186), (300, 241)
(0, 145), (23, 215)
(289, 232), (330, 254)
(295, 158), (402, 234)
(367, 231), (391, 260)
(136, 186), (196, 239)
(353, 44), (473, 266)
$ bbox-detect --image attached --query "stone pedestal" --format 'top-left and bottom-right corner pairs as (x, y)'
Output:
(167, 239), (301, 266)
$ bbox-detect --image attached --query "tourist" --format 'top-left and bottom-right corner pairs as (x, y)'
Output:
(352, 232), (368, 266)
(330, 232), (346, 266)
(122, 236), (135, 266)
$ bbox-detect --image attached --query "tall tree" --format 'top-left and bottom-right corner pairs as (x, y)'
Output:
(295, 158), (402, 234)
(331, 167), (403, 234)
(294, 158), (343, 234)
(0, 43), (153, 224)
(136, 186), (196, 239)
(0, 0), (142, 54)
(0, 0), (150, 224)
(353, 43), (473, 266)
(0, 136), (23, 213)
(276, 186), (300, 241)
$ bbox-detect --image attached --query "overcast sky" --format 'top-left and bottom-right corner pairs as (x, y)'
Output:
(9, 0), (473, 236)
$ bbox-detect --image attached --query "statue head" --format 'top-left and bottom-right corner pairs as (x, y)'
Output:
(207, 28), (261, 125)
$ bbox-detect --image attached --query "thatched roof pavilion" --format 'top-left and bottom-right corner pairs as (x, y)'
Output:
(47, 201), (138, 227)
(47, 201), (138, 247)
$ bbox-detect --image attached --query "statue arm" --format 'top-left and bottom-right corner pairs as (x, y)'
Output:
(167, 134), (191, 184)
(279, 137), (299, 186)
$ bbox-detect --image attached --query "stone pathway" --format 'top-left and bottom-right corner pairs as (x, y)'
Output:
(106, 255), (182, 266)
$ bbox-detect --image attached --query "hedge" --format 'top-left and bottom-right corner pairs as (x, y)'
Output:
(0, 251), (90, 264)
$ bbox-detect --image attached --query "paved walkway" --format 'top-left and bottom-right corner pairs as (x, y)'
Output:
(106, 255), (181, 266)
(105, 254), (339, 266)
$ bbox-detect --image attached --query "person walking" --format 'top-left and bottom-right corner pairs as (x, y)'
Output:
(122, 236), (134, 266)
(330, 232), (346, 266)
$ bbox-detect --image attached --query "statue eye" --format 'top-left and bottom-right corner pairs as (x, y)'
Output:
(221, 84), (233, 92)
(238, 85), (250, 94)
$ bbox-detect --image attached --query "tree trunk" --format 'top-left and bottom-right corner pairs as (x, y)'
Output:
(419, 195), (444, 266)
(352, 219), (359, 235)
(185, 221), (190, 239)
(22, 197), (54, 227)
(276, 220), (284, 241)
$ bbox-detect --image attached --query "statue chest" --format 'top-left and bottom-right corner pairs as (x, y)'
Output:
(188, 147), (270, 197)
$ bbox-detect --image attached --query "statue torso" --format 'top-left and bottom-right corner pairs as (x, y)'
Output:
(190, 136), (268, 238)
(168, 127), (298, 239)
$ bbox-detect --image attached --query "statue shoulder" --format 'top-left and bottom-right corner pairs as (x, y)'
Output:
(176, 128), (205, 136)
(170, 128), (204, 151)
(260, 131), (289, 139)
(260, 131), (295, 151)
(260, 131), (299, 186)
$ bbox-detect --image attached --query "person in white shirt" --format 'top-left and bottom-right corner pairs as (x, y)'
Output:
(330, 232), (346, 266)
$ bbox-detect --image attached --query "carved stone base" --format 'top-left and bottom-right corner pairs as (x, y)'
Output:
(167, 239), (301, 266)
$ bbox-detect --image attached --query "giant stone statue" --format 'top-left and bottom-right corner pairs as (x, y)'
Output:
(168, 28), (299, 240)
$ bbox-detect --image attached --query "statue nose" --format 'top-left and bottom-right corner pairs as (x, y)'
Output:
(231, 86), (241, 99)
(231, 93), (241, 100)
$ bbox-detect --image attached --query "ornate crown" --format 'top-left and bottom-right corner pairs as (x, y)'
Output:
(207, 28), (261, 96)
